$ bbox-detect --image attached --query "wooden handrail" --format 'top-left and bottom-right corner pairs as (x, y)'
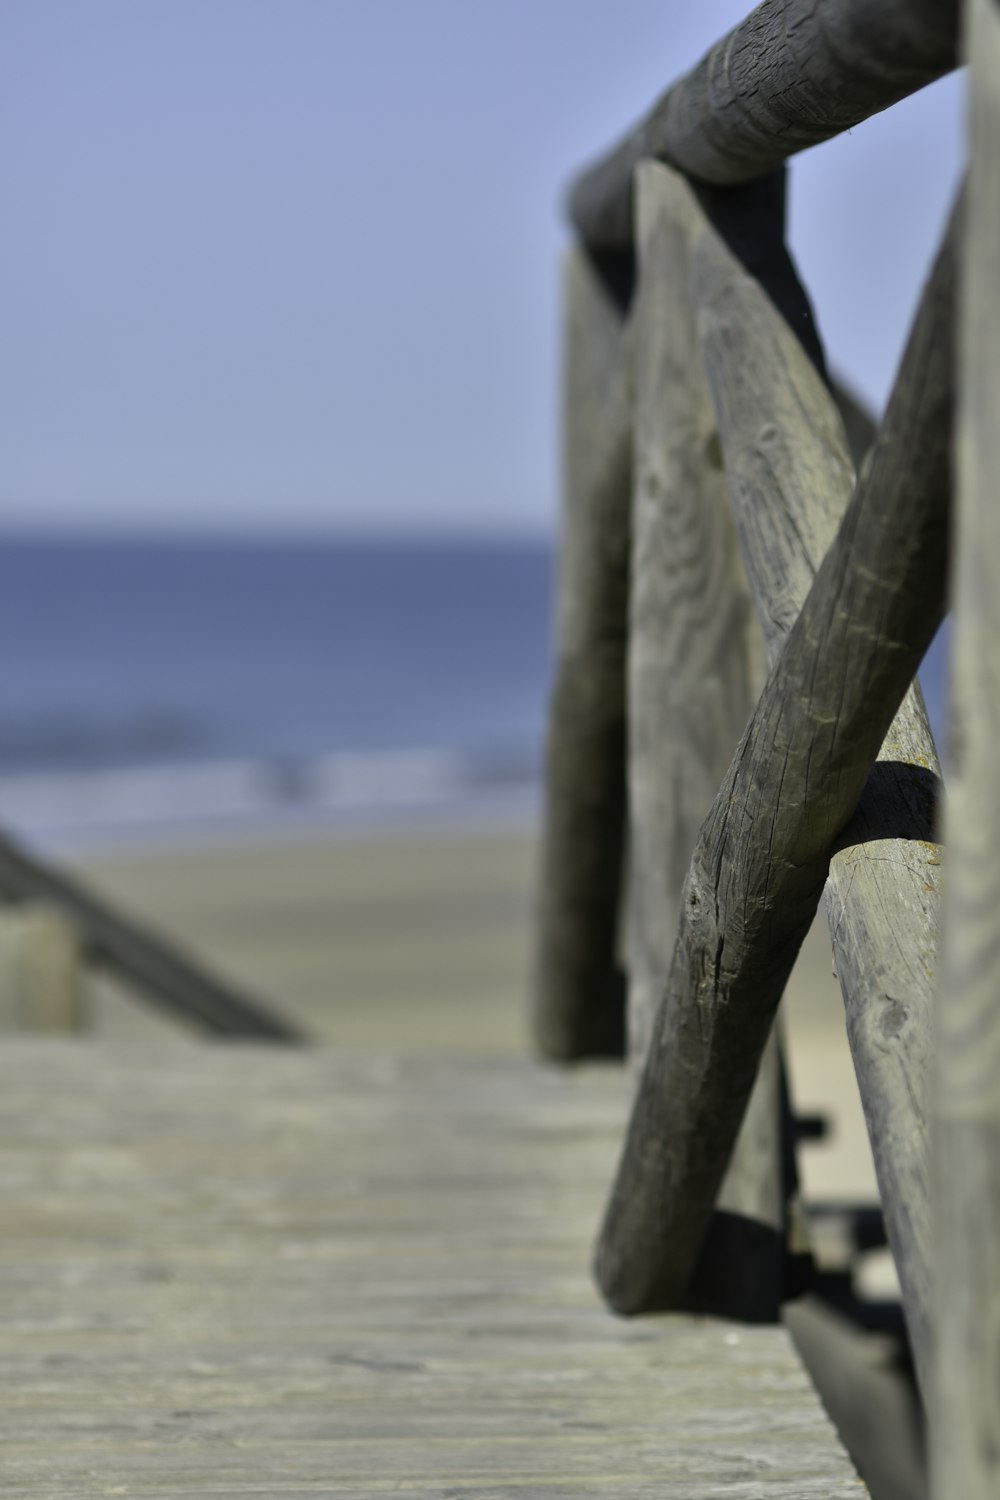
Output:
(593, 201), (956, 1315)
(569, 0), (961, 250)
(540, 5), (1000, 1485)
(531, 248), (633, 1061)
(624, 164), (783, 1319)
(0, 832), (305, 1041)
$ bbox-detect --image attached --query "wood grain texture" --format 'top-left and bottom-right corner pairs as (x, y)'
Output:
(532, 247), (633, 1060)
(932, 2), (1000, 1493)
(0, 1042), (862, 1497)
(569, 0), (960, 249)
(0, 834), (303, 1041)
(626, 163), (764, 1070)
(688, 160), (947, 1390)
(627, 163), (791, 1319)
(594, 198), (955, 1317)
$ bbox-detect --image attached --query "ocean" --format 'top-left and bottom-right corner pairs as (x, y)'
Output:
(0, 535), (555, 852)
(0, 534), (950, 854)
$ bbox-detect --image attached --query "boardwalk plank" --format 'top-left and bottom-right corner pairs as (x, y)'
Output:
(0, 1044), (861, 1497)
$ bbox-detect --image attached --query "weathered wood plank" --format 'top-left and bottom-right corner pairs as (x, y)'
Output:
(626, 162), (765, 1070)
(0, 1043), (862, 1496)
(627, 163), (796, 1320)
(569, 0), (961, 249)
(0, 832), (303, 1041)
(685, 157), (946, 1388)
(932, 1), (1000, 1492)
(532, 246), (633, 1060)
(594, 200), (955, 1316)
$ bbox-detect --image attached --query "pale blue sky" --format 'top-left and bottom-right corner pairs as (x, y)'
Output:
(0, 1), (964, 536)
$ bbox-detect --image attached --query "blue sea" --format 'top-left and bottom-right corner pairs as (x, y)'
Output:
(0, 533), (950, 854)
(0, 535), (555, 852)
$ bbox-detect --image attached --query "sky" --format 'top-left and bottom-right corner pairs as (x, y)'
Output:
(0, 1), (965, 538)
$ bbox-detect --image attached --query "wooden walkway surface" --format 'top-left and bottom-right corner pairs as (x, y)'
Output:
(0, 1042), (863, 1497)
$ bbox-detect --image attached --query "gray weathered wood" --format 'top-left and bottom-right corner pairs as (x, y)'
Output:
(831, 378), (878, 470)
(823, 698), (941, 1393)
(786, 1297), (927, 1500)
(0, 903), (84, 1032)
(532, 246), (633, 1060)
(594, 200), (955, 1316)
(569, 0), (961, 250)
(686, 160), (946, 1387)
(0, 1042), (863, 1495)
(0, 832), (303, 1041)
(932, 2), (1000, 1493)
(626, 162), (765, 1071)
(627, 162), (791, 1319)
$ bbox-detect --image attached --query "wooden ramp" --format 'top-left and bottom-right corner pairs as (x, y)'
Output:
(0, 1043), (861, 1497)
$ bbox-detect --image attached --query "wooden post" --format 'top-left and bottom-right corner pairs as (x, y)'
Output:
(626, 162), (765, 1069)
(532, 245), (633, 1060)
(594, 205), (955, 1316)
(688, 164), (948, 1387)
(0, 903), (84, 1032)
(569, 0), (961, 249)
(627, 162), (804, 1318)
(932, 0), (1000, 1491)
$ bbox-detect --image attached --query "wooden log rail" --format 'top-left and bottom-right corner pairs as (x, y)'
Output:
(569, 0), (962, 250)
(689, 163), (945, 1392)
(531, 249), (632, 1062)
(534, 4), (1000, 1486)
(593, 197), (955, 1318)
(0, 829), (304, 1041)
(933, 1), (1000, 1494)
(619, 166), (836, 1322)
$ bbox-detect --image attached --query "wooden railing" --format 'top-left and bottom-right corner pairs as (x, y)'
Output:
(0, 828), (303, 1041)
(533, 0), (999, 1494)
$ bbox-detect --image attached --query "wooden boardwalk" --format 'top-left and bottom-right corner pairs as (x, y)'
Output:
(0, 1042), (862, 1497)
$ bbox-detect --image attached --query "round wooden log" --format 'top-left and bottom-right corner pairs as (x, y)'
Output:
(628, 163), (788, 1320)
(932, 1), (1000, 1492)
(594, 201), (956, 1316)
(531, 246), (633, 1060)
(691, 172), (945, 1392)
(626, 164), (765, 1070)
(569, 0), (960, 250)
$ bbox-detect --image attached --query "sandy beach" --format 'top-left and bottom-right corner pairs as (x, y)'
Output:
(69, 821), (880, 1218)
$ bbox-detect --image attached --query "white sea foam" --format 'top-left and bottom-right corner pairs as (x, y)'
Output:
(0, 747), (541, 855)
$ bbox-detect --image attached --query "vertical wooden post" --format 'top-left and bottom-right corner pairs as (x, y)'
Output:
(532, 245), (633, 1060)
(0, 903), (84, 1031)
(594, 183), (953, 1318)
(933, 1), (1000, 1492)
(626, 162), (787, 1317)
(626, 162), (765, 1069)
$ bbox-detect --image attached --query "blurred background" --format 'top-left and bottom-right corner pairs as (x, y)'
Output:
(0, 1), (962, 1094)
(0, 0), (961, 853)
